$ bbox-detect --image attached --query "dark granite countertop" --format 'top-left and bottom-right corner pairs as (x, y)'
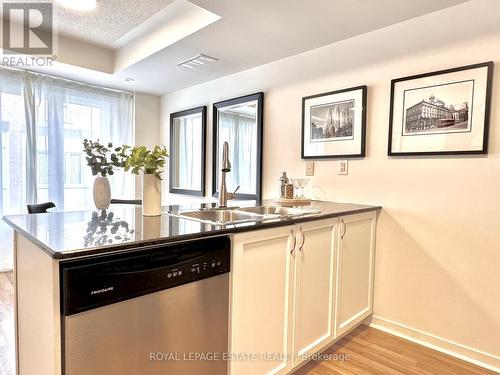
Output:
(3, 200), (380, 260)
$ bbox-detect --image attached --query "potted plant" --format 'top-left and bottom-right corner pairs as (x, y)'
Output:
(83, 139), (128, 209)
(125, 145), (168, 216)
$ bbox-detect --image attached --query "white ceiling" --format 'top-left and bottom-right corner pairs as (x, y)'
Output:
(55, 0), (175, 47)
(27, 0), (470, 95)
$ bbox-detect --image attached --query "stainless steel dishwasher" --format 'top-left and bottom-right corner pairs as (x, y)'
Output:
(60, 236), (230, 375)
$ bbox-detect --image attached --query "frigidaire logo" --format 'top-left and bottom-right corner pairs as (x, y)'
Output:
(91, 287), (114, 295)
(2, 2), (53, 55)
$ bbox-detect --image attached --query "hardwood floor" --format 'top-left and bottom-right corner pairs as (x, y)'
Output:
(0, 272), (14, 375)
(296, 325), (497, 375)
(0, 271), (495, 375)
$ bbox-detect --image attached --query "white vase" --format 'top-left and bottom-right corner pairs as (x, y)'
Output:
(142, 173), (161, 216)
(93, 176), (111, 210)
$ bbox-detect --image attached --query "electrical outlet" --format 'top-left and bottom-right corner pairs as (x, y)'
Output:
(338, 160), (348, 175)
(305, 161), (314, 176)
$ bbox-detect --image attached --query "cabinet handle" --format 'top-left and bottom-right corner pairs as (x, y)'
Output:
(298, 226), (305, 252)
(288, 229), (296, 255)
(340, 219), (347, 240)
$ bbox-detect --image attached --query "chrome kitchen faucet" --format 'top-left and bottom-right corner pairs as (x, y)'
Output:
(218, 141), (240, 208)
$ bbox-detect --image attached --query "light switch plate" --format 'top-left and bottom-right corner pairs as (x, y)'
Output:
(338, 160), (348, 175)
(305, 161), (314, 176)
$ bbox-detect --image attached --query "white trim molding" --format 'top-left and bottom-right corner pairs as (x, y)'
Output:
(366, 315), (500, 374)
(0, 265), (14, 272)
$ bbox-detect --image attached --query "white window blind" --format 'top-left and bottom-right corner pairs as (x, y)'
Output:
(0, 68), (134, 214)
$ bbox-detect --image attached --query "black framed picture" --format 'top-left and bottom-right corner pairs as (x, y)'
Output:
(388, 62), (493, 156)
(169, 106), (206, 196)
(301, 85), (367, 159)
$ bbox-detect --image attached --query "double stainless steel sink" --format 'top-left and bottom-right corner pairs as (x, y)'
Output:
(170, 205), (321, 225)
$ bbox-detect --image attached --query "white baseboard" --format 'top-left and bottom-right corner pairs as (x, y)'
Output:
(366, 315), (500, 374)
(0, 263), (13, 272)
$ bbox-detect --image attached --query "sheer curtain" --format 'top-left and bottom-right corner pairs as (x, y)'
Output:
(218, 112), (257, 194)
(0, 68), (134, 214)
(175, 114), (202, 190)
(0, 69), (27, 215)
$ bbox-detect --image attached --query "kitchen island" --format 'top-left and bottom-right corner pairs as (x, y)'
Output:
(4, 200), (380, 375)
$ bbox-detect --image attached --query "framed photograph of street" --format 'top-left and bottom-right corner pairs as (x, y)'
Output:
(301, 85), (367, 159)
(388, 62), (493, 156)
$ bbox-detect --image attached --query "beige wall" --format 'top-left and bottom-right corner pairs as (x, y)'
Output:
(160, 0), (500, 370)
(134, 92), (162, 198)
(135, 92), (161, 147)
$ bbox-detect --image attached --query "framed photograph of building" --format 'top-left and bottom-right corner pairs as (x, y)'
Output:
(388, 62), (493, 156)
(302, 85), (367, 159)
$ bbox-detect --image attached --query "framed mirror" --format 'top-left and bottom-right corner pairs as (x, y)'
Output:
(169, 106), (206, 196)
(212, 92), (263, 200)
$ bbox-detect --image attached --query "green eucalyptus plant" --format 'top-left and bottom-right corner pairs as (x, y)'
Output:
(125, 145), (169, 180)
(82, 139), (129, 177)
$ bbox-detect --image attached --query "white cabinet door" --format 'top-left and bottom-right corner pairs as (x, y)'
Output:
(335, 211), (377, 338)
(292, 219), (338, 369)
(230, 226), (296, 375)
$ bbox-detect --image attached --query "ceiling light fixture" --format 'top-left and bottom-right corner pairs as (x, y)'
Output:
(178, 54), (218, 69)
(55, 0), (97, 12)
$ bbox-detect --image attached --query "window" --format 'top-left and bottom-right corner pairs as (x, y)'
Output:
(64, 153), (83, 185)
(0, 80), (27, 215)
(37, 151), (48, 185)
(0, 68), (133, 214)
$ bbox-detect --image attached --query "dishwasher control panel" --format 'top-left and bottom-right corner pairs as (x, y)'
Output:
(60, 236), (230, 316)
(190, 259), (223, 275)
(162, 253), (228, 283)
